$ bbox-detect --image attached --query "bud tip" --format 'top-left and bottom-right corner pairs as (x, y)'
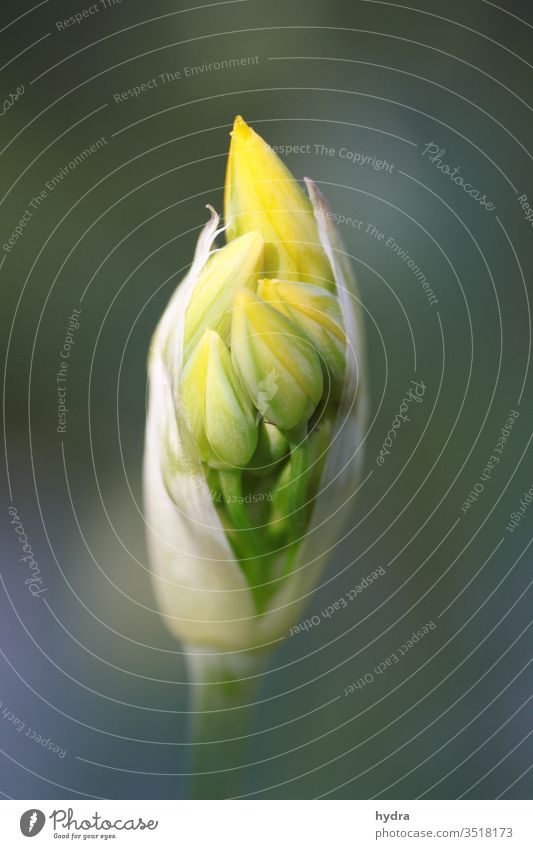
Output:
(231, 114), (253, 140)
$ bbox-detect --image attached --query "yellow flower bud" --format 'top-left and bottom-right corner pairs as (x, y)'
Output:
(224, 116), (333, 288)
(184, 229), (263, 360)
(181, 328), (257, 468)
(257, 278), (346, 399)
(145, 129), (366, 656)
(231, 288), (323, 431)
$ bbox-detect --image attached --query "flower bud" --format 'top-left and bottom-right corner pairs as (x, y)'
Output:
(257, 278), (346, 399)
(224, 116), (333, 288)
(181, 328), (257, 468)
(145, 123), (366, 653)
(184, 229), (264, 360)
(231, 288), (323, 431)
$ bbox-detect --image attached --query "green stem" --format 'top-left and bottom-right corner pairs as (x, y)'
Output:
(287, 436), (309, 520)
(267, 431), (310, 554)
(218, 469), (265, 595)
(218, 469), (257, 537)
(185, 644), (267, 799)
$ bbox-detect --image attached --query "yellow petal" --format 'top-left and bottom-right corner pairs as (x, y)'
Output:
(224, 116), (333, 288)
(258, 278), (346, 400)
(258, 278), (345, 340)
(231, 288), (323, 431)
(184, 230), (264, 361)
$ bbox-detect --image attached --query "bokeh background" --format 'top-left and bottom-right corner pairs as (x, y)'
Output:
(1, 0), (532, 799)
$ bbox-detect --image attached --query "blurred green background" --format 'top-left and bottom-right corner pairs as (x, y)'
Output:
(1, 0), (531, 799)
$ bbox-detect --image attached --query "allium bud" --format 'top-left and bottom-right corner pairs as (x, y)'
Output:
(184, 229), (263, 360)
(144, 117), (366, 651)
(181, 328), (257, 469)
(257, 277), (346, 399)
(225, 116), (333, 288)
(230, 288), (323, 431)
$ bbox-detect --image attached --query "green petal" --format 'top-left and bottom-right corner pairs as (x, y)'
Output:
(181, 329), (258, 468)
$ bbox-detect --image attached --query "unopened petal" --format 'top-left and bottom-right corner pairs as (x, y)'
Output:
(231, 288), (323, 430)
(184, 229), (264, 360)
(258, 278), (346, 398)
(204, 331), (258, 467)
(224, 116), (333, 288)
(181, 328), (258, 468)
